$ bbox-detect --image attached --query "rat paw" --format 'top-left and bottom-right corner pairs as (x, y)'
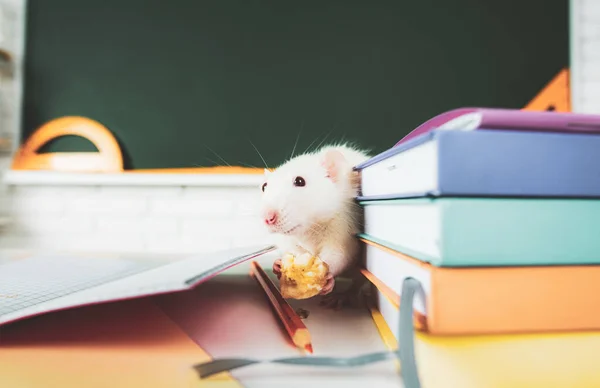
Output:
(319, 288), (366, 311)
(319, 293), (354, 310)
(319, 272), (335, 295)
(272, 259), (282, 279)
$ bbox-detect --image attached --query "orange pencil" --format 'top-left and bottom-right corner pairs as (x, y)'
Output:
(250, 261), (313, 353)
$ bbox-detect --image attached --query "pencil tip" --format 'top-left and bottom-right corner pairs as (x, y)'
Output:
(305, 344), (313, 354)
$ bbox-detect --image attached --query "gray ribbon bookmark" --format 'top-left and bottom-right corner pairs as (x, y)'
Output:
(398, 277), (422, 388)
(193, 277), (423, 388)
(192, 351), (398, 378)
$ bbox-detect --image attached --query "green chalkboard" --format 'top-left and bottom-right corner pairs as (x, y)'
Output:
(22, 0), (569, 170)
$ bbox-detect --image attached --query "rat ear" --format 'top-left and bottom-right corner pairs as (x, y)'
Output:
(321, 149), (348, 183)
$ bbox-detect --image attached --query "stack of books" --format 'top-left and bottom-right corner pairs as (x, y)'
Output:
(354, 108), (600, 388)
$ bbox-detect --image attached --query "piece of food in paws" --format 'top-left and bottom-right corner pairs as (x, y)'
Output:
(279, 252), (329, 299)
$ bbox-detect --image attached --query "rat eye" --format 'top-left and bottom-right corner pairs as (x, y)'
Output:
(261, 182), (267, 192)
(293, 176), (306, 187)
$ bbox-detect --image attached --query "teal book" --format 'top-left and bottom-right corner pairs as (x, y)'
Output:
(358, 197), (600, 267)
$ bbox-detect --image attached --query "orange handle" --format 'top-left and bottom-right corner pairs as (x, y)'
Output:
(11, 116), (124, 172)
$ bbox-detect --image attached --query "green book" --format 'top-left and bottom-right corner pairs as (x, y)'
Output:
(358, 197), (600, 267)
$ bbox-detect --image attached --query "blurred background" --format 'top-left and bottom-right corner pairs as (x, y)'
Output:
(0, 0), (581, 255)
(18, 0), (568, 170)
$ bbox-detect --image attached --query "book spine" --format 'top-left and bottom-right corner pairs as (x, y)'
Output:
(436, 130), (600, 197)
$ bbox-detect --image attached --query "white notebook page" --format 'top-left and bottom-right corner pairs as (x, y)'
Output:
(0, 245), (277, 326)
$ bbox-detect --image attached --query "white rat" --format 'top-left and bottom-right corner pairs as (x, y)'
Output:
(259, 142), (371, 308)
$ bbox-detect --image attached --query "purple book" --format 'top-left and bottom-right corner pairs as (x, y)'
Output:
(396, 107), (600, 146)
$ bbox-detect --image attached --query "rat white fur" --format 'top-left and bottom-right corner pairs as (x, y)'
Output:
(259, 143), (371, 281)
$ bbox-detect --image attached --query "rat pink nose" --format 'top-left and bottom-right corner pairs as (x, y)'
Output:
(264, 210), (278, 225)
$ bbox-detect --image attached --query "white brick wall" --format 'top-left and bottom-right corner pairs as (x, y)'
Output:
(0, 0), (26, 152)
(571, 0), (600, 113)
(0, 177), (275, 269)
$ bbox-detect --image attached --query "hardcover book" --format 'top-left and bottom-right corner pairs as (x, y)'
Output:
(361, 238), (600, 335)
(356, 129), (600, 200)
(359, 197), (600, 267)
(396, 107), (600, 145)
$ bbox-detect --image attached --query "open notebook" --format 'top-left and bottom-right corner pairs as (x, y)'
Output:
(0, 245), (276, 326)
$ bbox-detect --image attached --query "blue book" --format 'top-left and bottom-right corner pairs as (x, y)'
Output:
(354, 129), (600, 200)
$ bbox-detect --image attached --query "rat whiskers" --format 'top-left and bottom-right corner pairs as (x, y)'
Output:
(282, 225), (301, 235)
(249, 140), (269, 168)
(290, 132), (301, 159)
(204, 145), (232, 167)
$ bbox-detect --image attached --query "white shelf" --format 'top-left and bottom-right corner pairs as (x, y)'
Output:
(3, 170), (264, 187)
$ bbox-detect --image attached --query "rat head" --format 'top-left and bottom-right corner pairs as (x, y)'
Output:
(259, 148), (356, 236)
